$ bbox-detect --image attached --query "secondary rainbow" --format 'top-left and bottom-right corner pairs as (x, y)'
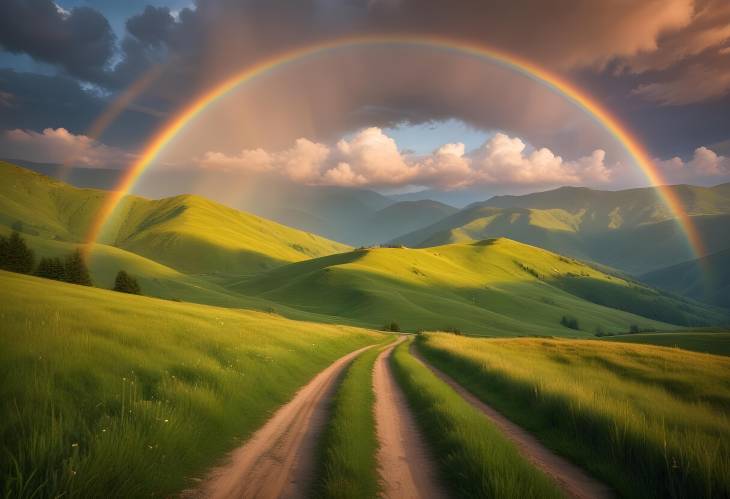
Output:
(84, 34), (705, 257)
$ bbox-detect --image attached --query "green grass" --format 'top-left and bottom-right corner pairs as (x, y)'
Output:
(416, 333), (730, 499)
(0, 271), (382, 498)
(0, 161), (349, 276)
(234, 238), (721, 336)
(313, 338), (394, 499)
(601, 331), (730, 356)
(389, 339), (564, 499)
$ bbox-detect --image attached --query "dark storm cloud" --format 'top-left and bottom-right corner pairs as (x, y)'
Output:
(126, 6), (175, 46)
(0, 0), (115, 82)
(0, 69), (162, 148)
(1, 0), (729, 161)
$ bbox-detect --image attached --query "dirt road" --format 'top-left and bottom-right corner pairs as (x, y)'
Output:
(411, 345), (614, 499)
(373, 337), (448, 499)
(185, 344), (373, 499)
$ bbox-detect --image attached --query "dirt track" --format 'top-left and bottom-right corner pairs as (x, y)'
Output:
(374, 337), (448, 499)
(184, 344), (372, 499)
(411, 345), (614, 499)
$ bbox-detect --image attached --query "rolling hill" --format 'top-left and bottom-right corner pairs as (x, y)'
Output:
(391, 184), (730, 274)
(641, 248), (730, 308)
(231, 238), (725, 336)
(0, 161), (349, 275)
(13, 161), (460, 246)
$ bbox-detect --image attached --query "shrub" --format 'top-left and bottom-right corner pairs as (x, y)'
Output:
(112, 270), (141, 295)
(35, 257), (65, 281)
(629, 324), (640, 334)
(64, 249), (92, 286)
(382, 321), (400, 332)
(560, 315), (580, 330)
(0, 231), (35, 274)
(594, 325), (607, 337)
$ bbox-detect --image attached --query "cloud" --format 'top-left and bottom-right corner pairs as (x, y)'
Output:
(632, 63), (730, 105)
(199, 128), (615, 189)
(0, 0), (115, 81)
(657, 146), (730, 181)
(0, 128), (131, 167)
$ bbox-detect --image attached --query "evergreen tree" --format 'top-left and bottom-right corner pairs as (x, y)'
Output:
(36, 257), (65, 281)
(0, 231), (35, 274)
(64, 249), (93, 286)
(113, 270), (141, 294)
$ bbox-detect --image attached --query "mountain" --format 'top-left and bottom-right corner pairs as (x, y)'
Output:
(641, 248), (730, 308)
(357, 200), (458, 244)
(231, 238), (725, 336)
(0, 161), (349, 275)
(391, 184), (730, 274)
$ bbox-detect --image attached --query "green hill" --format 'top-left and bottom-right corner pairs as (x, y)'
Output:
(641, 248), (730, 308)
(600, 331), (730, 356)
(0, 161), (349, 275)
(391, 184), (730, 274)
(232, 238), (725, 336)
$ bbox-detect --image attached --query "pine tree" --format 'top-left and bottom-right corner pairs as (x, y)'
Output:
(0, 231), (35, 274)
(112, 270), (141, 294)
(36, 257), (65, 281)
(64, 249), (92, 286)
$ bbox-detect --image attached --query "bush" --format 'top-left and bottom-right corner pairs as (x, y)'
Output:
(382, 321), (400, 332)
(64, 249), (92, 286)
(0, 231), (35, 274)
(112, 270), (141, 295)
(594, 325), (608, 337)
(35, 257), (65, 281)
(560, 315), (580, 330)
(629, 324), (640, 334)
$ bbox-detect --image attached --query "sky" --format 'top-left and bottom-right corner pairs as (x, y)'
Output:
(1, 0), (729, 200)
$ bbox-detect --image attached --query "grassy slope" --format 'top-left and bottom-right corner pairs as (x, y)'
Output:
(313, 339), (394, 499)
(601, 332), (730, 356)
(391, 184), (730, 274)
(641, 248), (730, 308)
(0, 225), (355, 327)
(234, 238), (721, 336)
(0, 161), (349, 275)
(390, 339), (563, 499)
(417, 333), (730, 499)
(0, 271), (381, 498)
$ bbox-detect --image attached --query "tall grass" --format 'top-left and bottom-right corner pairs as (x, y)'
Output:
(417, 333), (730, 499)
(390, 340), (564, 498)
(0, 271), (381, 498)
(313, 338), (394, 499)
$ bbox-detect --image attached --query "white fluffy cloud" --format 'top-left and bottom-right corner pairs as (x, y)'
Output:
(657, 146), (730, 181)
(0, 128), (130, 167)
(199, 128), (615, 189)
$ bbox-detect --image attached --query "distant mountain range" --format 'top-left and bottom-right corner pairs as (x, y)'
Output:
(391, 184), (730, 275)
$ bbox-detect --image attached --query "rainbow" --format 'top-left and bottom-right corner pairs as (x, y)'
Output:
(84, 34), (705, 257)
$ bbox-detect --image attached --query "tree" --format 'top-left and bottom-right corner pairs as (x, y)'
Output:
(113, 270), (141, 295)
(0, 231), (35, 274)
(64, 249), (92, 286)
(36, 257), (65, 281)
(560, 315), (580, 330)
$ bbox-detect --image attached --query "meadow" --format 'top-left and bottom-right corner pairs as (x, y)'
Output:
(234, 238), (712, 337)
(0, 271), (381, 498)
(313, 340), (393, 499)
(390, 339), (564, 499)
(600, 331), (730, 356)
(416, 333), (730, 498)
